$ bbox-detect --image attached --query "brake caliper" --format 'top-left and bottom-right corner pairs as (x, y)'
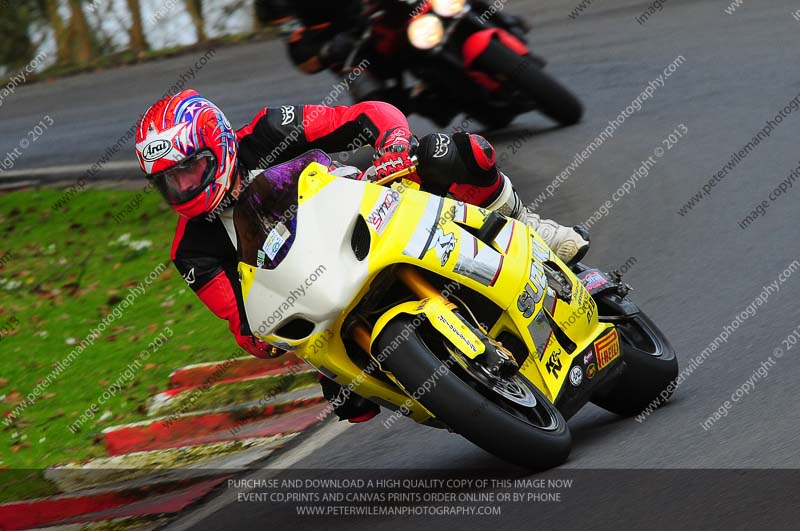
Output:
(481, 336), (519, 379)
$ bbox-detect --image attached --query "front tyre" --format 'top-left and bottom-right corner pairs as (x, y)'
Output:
(378, 316), (571, 470)
(474, 39), (584, 126)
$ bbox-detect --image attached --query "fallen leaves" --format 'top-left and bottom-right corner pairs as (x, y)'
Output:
(3, 391), (22, 404)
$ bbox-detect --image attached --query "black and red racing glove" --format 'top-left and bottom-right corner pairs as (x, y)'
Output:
(372, 127), (416, 179)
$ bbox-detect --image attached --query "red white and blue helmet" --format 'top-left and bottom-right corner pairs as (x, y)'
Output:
(135, 89), (238, 218)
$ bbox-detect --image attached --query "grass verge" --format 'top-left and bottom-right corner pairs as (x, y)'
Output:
(0, 188), (245, 478)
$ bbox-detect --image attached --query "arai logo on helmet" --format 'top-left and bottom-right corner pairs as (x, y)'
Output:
(142, 139), (173, 162)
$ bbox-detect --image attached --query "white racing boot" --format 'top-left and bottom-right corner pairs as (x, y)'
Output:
(485, 174), (590, 265)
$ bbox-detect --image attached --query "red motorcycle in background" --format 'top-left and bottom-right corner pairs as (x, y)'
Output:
(340, 0), (584, 129)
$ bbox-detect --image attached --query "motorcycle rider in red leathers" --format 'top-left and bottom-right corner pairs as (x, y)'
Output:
(135, 89), (588, 422)
(257, 0), (530, 124)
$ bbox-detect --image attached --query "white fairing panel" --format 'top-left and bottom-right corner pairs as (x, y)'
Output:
(225, 178), (370, 339)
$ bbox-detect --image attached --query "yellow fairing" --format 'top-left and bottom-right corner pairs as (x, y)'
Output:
(240, 162), (614, 421)
(503, 230), (614, 402)
(354, 177), (613, 403)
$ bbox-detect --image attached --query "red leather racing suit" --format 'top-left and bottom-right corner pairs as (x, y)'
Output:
(170, 101), (503, 357)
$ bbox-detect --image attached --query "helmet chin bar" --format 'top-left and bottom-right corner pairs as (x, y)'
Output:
(194, 166), (247, 221)
(231, 166), (249, 196)
(221, 167), (248, 206)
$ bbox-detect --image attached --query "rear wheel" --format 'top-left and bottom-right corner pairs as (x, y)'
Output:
(590, 311), (679, 417)
(377, 316), (571, 470)
(474, 39), (584, 126)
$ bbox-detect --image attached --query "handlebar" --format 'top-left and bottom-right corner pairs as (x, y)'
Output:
(374, 164), (418, 186)
(356, 162), (418, 186)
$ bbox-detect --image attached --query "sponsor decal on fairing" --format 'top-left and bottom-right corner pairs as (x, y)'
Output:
(262, 223), (291, 261)
(367, 188), (401, 235)
(594, 329), (620, 370)
(569, 366), (583, 386)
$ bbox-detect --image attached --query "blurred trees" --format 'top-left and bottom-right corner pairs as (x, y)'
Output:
(126, 0), (150, 53)
(67, 0), (97, 64)
(45, 0), (72, 65)
(0, 0), (157, 72)
(0, 0), (98, 70)
(0, 0), (276, 75)
(0, 1), (39, 71)
(253, 0), (272, 27)
(184, 0), (207, 42)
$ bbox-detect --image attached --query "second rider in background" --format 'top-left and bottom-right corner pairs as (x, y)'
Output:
(256, 0), (529, 123)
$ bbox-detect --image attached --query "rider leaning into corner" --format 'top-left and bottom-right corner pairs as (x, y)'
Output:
(256, 0), (530, 124)
(256, 0), (529, 74)
(134, 89), (589, 422)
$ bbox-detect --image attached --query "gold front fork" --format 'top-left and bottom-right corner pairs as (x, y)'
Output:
(349, 265), (455, 354)
(395, 265), (457, 309)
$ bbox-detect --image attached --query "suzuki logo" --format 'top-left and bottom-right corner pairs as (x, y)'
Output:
(142, 139), (172, 162)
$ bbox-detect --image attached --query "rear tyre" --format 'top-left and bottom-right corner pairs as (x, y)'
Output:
(474, 39), (584, 126)
(467, 109), (515, 131)
(377, 316), (571, 470)
(590, 312), (679, 417)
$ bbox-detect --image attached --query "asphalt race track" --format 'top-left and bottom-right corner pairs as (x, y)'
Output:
(3, 0), (800, 529)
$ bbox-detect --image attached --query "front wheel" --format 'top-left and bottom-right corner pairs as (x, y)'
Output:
(474, 39), (584, 126)
(377, 316), (571, 470)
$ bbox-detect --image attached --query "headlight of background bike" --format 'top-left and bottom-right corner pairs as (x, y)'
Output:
(407, 14), (444, 50)
(431, 0), (466, 17)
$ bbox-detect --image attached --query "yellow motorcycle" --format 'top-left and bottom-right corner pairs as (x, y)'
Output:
(227, 150), (678, 469)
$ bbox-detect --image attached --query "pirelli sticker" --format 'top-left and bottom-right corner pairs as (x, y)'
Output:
(594, 329), (620, 371)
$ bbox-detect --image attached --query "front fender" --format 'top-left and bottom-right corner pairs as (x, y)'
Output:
(462, 28), (530, 68)
(370, 298), (486, 364)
